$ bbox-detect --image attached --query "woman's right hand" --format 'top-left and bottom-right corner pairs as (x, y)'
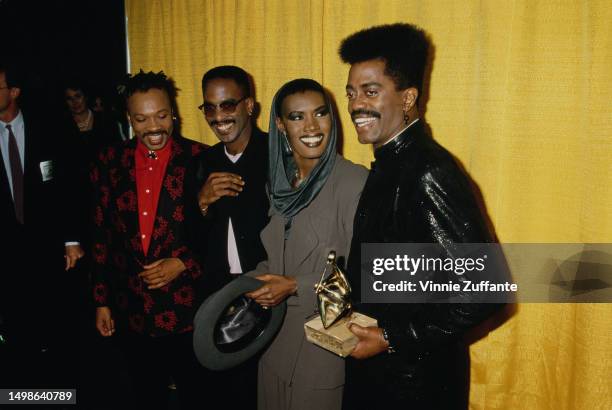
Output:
(246, 274), (298, 307)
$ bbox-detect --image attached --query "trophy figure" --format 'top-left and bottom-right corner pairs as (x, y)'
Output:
(304, 251), (377, 357)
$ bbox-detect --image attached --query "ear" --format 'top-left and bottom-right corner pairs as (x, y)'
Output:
(275, 117), (286, 134)
(245, 97), (255, 116)
(10, 87), (21, 100)
(402, 87), (419, 111)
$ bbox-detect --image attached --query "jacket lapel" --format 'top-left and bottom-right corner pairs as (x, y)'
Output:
(114, 142), (144, 264)
(261, 211), (286, 274)
(286, 214), (320, 273)
(147, 138), (184, 260)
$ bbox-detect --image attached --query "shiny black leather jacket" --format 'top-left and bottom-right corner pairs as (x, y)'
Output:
(345, 121), (503, 408)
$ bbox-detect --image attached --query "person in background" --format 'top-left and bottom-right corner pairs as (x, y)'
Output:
(0, 61), (77, 389)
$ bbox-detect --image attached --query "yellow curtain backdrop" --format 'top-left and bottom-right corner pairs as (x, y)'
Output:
(126, 1), (612, 408)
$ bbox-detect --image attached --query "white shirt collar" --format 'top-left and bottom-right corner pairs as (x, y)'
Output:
(0, 110), (24, 129)
(224, 146), (244, 163)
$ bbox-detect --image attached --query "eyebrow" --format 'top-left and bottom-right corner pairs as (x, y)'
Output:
(204, 98), (239, 104)
(135, 108), (170, 116)
(346, 82), (382, 90)
(361, 82), (382, 88)
(288, 105), (328, 115)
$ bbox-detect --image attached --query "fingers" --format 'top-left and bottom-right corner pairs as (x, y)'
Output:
(142, 259), (165, 270)
(64, 254), (78, 271)
(255, 274), (274, 281)
(147, 275), (169, 289)
(206, 174), (244, 194)
(139, 264), (163, 278)
(208, 172), (243, 180)
(97, 316), (114, 337)
(347, 323), (367, 338)
(247, 285), (270, 300)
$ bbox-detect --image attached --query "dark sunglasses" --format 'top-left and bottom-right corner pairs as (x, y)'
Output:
(198, 97), (246, 117)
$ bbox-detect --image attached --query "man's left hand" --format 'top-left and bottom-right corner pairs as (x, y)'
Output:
(64, 244), (85, 271)
(348, 324), (389, 359)
(139, 258), (186, 289)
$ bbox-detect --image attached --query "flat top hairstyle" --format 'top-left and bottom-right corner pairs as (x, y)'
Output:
(122, 70), (178, 101)
(339, 23), (429, 94)
(201, 65), (252, 98)
(274, 78), (327, 116)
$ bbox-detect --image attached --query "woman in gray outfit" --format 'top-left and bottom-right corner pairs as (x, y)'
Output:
(246, 79), (367, 410)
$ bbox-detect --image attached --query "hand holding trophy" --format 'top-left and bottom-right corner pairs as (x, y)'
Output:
(304, 251), (377, 357)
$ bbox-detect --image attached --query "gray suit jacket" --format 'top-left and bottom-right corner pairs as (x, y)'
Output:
(248, 155), (368, 389)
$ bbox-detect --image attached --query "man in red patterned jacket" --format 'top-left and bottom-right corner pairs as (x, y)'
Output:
(91, 70), (207, 409)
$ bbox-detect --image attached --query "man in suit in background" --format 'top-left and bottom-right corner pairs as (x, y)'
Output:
(91, 70), (207, 410)
(193, 65), (270, 409)
(0, 62), (78, 388)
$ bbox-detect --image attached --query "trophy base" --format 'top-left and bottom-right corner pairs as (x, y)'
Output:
(304, 312), (378, 357)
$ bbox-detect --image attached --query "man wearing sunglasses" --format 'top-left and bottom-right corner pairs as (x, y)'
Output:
(193, 65), (269, 408)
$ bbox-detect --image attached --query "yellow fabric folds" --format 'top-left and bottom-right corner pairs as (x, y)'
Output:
(126, 1), (612, 408)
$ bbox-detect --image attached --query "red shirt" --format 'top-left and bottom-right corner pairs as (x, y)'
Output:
(135, 140), (172, 255)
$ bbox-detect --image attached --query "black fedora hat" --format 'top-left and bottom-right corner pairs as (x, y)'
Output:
(193, 275), (286, 370)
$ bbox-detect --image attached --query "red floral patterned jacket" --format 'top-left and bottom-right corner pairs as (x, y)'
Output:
(90, 136), (205, 337)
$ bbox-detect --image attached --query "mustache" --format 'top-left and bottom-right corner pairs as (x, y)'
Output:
(209, 119), (235, 127)
(351, 110), (381, 120)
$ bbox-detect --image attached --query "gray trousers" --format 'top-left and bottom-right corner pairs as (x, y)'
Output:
(258, 361), (343, 410)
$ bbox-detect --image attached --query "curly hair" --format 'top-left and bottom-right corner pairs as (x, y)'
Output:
(339, 23), (429, 93)
(122, 70), (178, 101)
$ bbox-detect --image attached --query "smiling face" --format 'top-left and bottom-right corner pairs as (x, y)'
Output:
(346, 59), (416, 148)
(276, 90), (332, 167)
(202, 78), (254, 151)
(127, 88), (173, 151)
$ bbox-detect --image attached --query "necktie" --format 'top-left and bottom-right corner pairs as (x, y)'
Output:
(6, 124), (24, 224)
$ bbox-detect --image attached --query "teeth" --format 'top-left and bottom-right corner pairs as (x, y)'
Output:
(354, 117), (376, 127)
(216, 122), (233, 131)
(300, 135), (323, 144)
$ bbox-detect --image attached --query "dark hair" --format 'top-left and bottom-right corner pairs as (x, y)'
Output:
(274, 78), (326, 116)
(122, 70), (177, 101)
(201, 65), (252, 98)
(63, 80), (87, 95)
(0, 61), (25, 89)
(339, 23), (429, 94)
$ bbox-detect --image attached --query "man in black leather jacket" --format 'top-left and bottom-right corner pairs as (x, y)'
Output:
(339, 24), (504, 409)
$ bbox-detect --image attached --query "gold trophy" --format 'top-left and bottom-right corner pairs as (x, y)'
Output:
(304, 251), (377, 357)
